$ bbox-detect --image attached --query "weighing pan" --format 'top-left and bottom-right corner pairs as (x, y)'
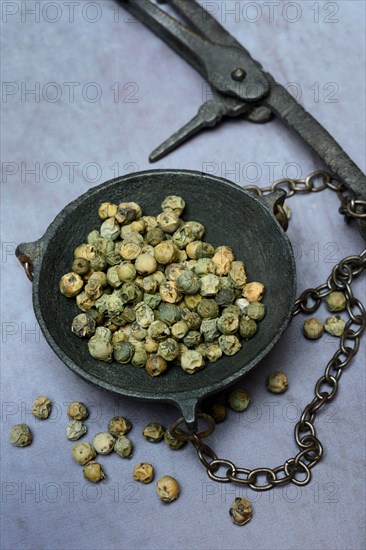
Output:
(16, 169), (296, 430)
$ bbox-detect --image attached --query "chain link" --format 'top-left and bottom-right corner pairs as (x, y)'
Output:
(175, 171), (366, 491)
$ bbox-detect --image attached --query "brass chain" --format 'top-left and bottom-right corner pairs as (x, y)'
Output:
(170, 170), (366, 491)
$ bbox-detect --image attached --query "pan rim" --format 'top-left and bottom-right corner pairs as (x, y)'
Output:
(30, 169), (296, 409)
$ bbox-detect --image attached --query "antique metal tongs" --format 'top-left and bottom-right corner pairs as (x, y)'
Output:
(121, 0), (366, 239)
(119, 0), (366, 496)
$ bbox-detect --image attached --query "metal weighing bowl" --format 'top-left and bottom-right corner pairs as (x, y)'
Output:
(16, 169), (296, 430)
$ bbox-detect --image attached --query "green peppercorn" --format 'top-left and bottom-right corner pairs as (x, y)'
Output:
(266, 371), (288, 394)
(146, 227), (167, 246)
(217, 312), (239, 335)
(181, 350), (205, 374)
(67, 401), (89, 421)
(172, 224), (195, 249)
(239, 317), (257, 339)
(228, 389), (251, 412)
(113, 341), (134, 364)
(200, 274), (221, 296)
(148, 320), (170, 341)
(215, 288), (235, 307)
(219, 335), (241, 356)
(143, 292), (161, 310)
(161, 195), (185, 216)
(177, 270), (201, 294)
(32, 395), (52, 420)
(133, 462), (155, 483)
(157, 211), (181, 234)
(66, 420), (87, 441)
(246, 302), (265, 321)
(9, 424), (32, 447)
(208, 403), (227, 423)
(303, 318), (324, 339)
(156, 476), (180, 503)
(195, 242), (215, 259)
(143, 423), (165, 443)
(114, 435), (133, 457)
(183, 330), (202, 348)
(181, 309), (202, 330)
(230, 497), (253, 525)
(93, 432), (115, 455)
(171, 320), (189, 339)
(88, 327), (113, 362)
(60, 272), (84, 297)
(193, 258), (215, 276)
(72, 442), (96, 465)
(87, 229), (100, 244)
(324, 315), (346, 337)
(206, 343), (223, 362)
(72, 257), (90, 275)
(157, 338), (179, 361)
(83, 461), (106, 483)
(164, 429), (186, 450)
(157, 303), (182, 326)
(146, 354), (168, 377)
(229, 261), (247, 288)
(325, 291), (347, 312)
(108, 416), (132, 436)
(197, 298), (219, 319)
(200, 319), (220, 343)
(117, 262), (137, 282)
(100, 217), (120, 240)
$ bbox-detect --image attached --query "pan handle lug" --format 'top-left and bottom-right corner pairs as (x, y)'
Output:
(16, 238), (45, 282)
(249, 189), (288, 231)
(176, 397), (199, 432)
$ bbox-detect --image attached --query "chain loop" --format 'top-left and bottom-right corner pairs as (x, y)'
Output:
(181, 171), (365, 493)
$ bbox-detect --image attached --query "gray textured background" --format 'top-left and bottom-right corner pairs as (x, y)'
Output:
(1, 1), (365, 549)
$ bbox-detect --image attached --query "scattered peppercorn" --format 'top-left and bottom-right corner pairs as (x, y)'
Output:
(83, 461), (106, 483)
(67, 402), (89, 421)
(143, 423), (165, 443)
(32, 395), (52, 420)
(156, 476), (180, 503)
(114, 435), (133, 458)
(208, 403), (227, 423)
(324, 315), (346, 337)
(164, 429), (186, 450)
(229, 497), (253, 525)
(92, 432), (115, 455)
(325, 291), (346, 312)
(9, 424), (32, 447)
(66, 420), (87, 441)
(133, 463), (155, 484)
(266, 371), (288, 394)
(227, 389), (251, 412)
(303, 318), (324, 340)
(72, 442), (96, 465)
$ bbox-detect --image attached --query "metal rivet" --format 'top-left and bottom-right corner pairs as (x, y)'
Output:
(231, 68), (246, 81)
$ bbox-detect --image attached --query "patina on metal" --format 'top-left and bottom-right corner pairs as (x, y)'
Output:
(119, 0), (366, 238)
(16, 169), (296, 431)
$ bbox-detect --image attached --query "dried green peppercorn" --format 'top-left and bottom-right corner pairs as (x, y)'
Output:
(72, 313), (96, 338)
(98, 202), (117, 219)
(215, 288), (235, 307)
(148, 320), (170, 341)
(171, 320), (189, 339)
(219, 335), (241, 356)
(325, 291), (346, 312)
(206, 343), (223, 362)
(154, 241), (178, 264)
(324, 315), (346, 337)
(303, 318), (324, 340)
(143, 423), (165, 443)
(158, 338), (179, 361)
(193, 258), (215, 276)
(60, 272), (84, 297)
(83, 461), (106, 483)
(87, 229), (100, 244)
(228, 261), (247, 288)
(132, 345), (148, 368)
(181, 350), (205, 374)
(135, 253), (158, 275)
(93, 432), (115, 455)
(183, 293), (202, 311)
(133, 462), (155, 483)
(100, 217), (120, 240)
(161, 195), (185, 216)
(239, 317), (257, 339)
(90, 253), (107, 272)
(117, 262), (137, 282)
(72, 257), (90, 275)
(200, 274), (221, 296)
(66, 420), (87, 441)
(183, 330), (202, 348)
(217, 312), (239, 335)
(114, 435), (133, 458)
(143, 292), (162, 310)
(67, 402), (89, 421)
(181, 309), (202, 330)
(113, 341), (134, 364)
(200, 319), (220, 343)
(230, 497), (253, 525)
(72, 442), (96, 465)
(157, 211), (181, 234)
(160, 281), (182, 304)
(228, 389), (251, 412)
(156, 476), (180, 503)
(208, 403), (227, 423)
(246, 302), (265, 321)
(146, 354), (168, 377)
(32, 395), (52, 420)
(172, 224), (195, 249)
(108, 416), (131, 436)
(88, 327), (113, 362)
(243, 282), (265, 302)
(157, 303), (181, 326)
(235, 298), (250, 315)
(197, 298), (219, 319)
(164, 429), (186, 450)
(135, 303), (155, 328)
(195, 242), (215, 259)
(177, 270), (201, 294)
(9, 424), (32, 447)
(266, 371), (288, 394)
